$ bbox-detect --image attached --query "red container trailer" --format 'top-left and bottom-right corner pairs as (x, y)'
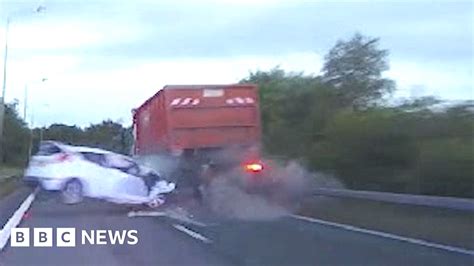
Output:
(132, 84), (266, 190)
(133, 84), (261, 155)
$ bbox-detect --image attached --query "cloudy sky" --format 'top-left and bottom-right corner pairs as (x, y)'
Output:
(0, 0), (472, 127)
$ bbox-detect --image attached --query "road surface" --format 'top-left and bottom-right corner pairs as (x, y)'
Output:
(0, 189), (473, 266)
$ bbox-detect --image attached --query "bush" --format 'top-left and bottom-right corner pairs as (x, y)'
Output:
(1, 103), (30, 166)
(415, 138), (474, 197)
(318, 110), (417, 190)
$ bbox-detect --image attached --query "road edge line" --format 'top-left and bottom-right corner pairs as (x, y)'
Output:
(290, 214), (474, 256)
(0, 187), (39, 251)
(172, 224), (212, 244)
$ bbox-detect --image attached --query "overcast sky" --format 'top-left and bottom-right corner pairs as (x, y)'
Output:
(0, 0), (472, 127)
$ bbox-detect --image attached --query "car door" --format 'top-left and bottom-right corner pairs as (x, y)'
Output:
(102, 154), (149, 198)
(78, 152), (115, 198)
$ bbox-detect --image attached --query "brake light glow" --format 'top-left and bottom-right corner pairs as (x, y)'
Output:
(245, 163), (263, 173)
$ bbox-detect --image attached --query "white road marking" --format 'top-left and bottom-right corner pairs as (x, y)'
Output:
(0, 188), (39, 251)
(164, 209), (210, 227)
(127, 210), (168, 218)
(127, 209), (209, 227)
(172, 224), (212, 244)
(291, 214), (474, 256)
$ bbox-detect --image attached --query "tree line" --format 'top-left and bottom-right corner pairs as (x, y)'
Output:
(0, 105), (132, 166)
(242, 33), (473, 198)
(1, 33), (472, 198)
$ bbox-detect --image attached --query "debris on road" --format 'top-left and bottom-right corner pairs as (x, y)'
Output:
(128, 207), (210, 227)
(172, 224), (212, 244)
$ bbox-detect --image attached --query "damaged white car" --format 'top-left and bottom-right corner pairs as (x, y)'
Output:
(24, 141), (176, 207)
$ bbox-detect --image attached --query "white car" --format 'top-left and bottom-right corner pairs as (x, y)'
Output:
(24, 141), (175, 207)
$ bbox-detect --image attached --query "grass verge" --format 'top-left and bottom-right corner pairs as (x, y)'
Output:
(0, 166), (23, 180)
(0, 167), (23, 200)
(297, 195), (474, 250)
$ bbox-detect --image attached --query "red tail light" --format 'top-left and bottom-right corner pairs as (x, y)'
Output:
(244, 163), (263, 173)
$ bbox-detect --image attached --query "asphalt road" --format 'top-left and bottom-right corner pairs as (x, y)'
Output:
(0, 189), (473, 266)
(0, 187), (34, 227)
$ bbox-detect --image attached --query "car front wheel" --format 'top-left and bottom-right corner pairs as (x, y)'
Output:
(61, 179), (83, 204)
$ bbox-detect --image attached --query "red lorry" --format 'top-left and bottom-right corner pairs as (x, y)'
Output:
(132, 84), (268, 192)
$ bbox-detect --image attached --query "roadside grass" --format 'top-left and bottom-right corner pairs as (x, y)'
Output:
(297, 196), (474, 250)
(0, 166), (23, 199)
(0, 166), (23, 180)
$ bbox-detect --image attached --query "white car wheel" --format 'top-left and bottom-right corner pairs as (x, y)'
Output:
(62, 179), (83, 204)
(147, 196), (165, 208)
(147, 199), (160, 208)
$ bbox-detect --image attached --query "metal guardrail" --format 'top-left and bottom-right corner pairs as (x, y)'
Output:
(0, 176), (12, 182)
(0, 174), (17, 181)
(313, 188), (474, 212)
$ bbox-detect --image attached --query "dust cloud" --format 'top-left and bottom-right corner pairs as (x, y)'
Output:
(205, 178), (289, 221)
(136, 155), (180, 181)
(137, 154), (344, 221)
(204, 161), (343, 221)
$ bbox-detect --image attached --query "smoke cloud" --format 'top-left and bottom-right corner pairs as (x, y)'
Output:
(204, 160), (343, 221)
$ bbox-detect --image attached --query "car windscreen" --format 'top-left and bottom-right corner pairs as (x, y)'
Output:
(37, 143), (62, 156)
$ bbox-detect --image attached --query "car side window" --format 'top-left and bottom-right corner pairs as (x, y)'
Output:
(81, 152), (107, 167)
(80, 152), (140, 175)
(37, 143), (62, 156)
(104, 154), (138, 174)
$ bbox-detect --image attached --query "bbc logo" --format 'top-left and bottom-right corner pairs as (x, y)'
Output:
(11, 228), (75, 247)
(10, 228), (138, 247)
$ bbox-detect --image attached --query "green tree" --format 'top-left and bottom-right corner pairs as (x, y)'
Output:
(36, 120), (133, 155)
(83, 120), (131, 154)
(320, 109), (418, 190)
(42, 124), (84, 144)
(1, 102), (30, 166)
(240, 64), (472, 198)
(242, 68), (329, 158)
(322, 33), (395, 107)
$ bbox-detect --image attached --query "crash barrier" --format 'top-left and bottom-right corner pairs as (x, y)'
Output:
(313, 188), (474, 212)
(0, 174), (20, 185)
(0, 175), (15, 182)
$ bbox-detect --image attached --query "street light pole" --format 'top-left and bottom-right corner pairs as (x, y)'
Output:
(0, 6), (46, 163)
(1, 17), (9, 103)
(24, 78), (47, 159)
(0, 17), (10, 162)
(23, 84), (27, 120)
